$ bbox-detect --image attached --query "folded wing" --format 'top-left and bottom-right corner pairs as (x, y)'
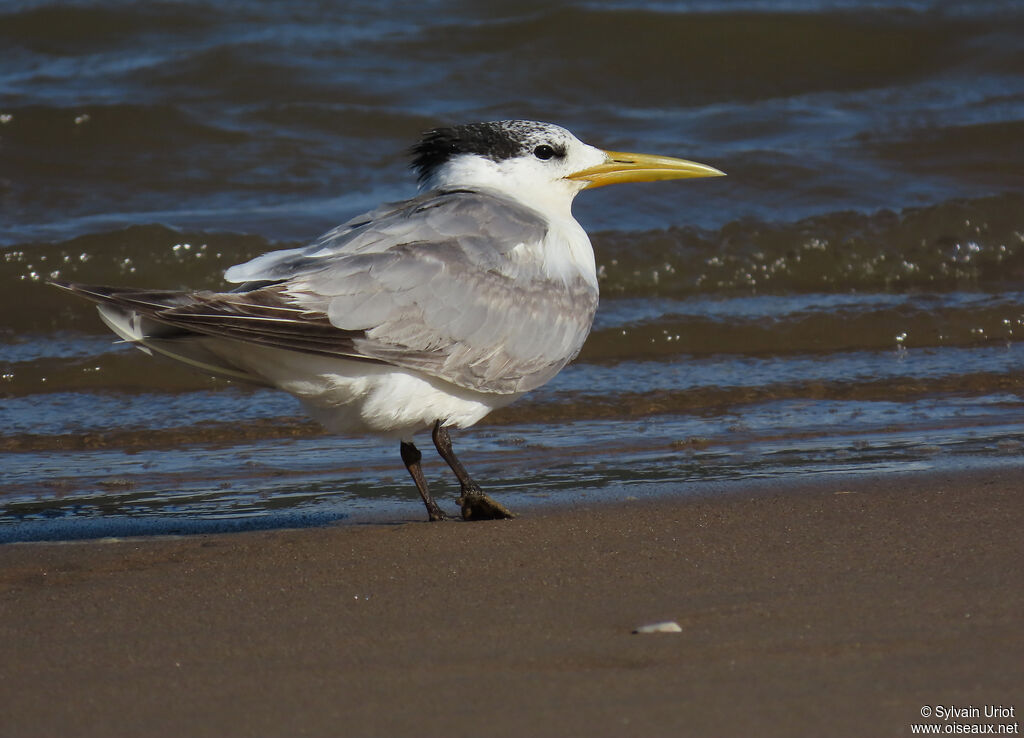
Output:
(63, 189), (599, 395)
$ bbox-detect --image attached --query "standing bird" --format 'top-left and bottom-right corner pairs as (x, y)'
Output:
(53, 120), (723, 521)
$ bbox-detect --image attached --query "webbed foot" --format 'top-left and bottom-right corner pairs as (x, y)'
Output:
(458, 491), (516, 520)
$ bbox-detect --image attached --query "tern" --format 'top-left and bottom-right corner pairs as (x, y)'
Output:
(53, 120), (723, 521)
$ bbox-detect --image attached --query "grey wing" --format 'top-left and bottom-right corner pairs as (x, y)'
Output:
(223, 197), (419, 284)
(224, 189), (543, 283)
(174, 190), (598, 394)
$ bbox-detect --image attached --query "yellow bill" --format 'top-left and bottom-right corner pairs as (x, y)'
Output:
(567, 150), (725, 189)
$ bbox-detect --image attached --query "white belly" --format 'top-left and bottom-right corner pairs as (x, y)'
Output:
(206, 339), (521, 438)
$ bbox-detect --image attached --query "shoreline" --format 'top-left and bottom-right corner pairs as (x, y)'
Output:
(6, 456), (1023, 545)
(2, 466), (1022, 736)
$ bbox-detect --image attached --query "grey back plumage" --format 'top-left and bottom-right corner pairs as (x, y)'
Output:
(147, 188), (599, 394)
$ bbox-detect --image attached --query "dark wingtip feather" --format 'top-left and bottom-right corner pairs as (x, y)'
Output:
(47, 280), (117, 304)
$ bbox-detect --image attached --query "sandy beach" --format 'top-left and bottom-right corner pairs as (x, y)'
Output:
(2, 466), (1021, 737)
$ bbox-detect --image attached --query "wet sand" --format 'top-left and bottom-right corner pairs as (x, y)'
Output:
(2, 467), (1022, 737)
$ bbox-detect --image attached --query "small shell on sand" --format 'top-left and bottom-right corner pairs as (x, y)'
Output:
(632, 621), (682, 634)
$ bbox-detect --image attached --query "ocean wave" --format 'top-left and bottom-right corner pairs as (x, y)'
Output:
(594, 193), (1024, 295)
(2, 192), (1018, 303)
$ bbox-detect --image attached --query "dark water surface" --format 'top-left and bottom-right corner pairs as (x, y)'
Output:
(2, 0), (1023, 541)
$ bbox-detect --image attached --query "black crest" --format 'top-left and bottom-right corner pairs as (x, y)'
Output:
(409, 120), (562, 184)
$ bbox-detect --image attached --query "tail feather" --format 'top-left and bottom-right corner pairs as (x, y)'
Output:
(50, 281), (269, 385)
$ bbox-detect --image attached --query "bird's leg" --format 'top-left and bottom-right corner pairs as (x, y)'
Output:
(431, 421), (515, 520)
(399, 441), (448, 522)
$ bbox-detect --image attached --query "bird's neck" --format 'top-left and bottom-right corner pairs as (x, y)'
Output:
(543, 215), (598, 289)
(424, 159), (583, 222)
(423, 160), (596, 288)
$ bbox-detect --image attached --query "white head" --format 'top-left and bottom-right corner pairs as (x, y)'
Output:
(409, 120), (724, 220)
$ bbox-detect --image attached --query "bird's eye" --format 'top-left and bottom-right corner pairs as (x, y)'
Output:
(533, 144), (556, 160)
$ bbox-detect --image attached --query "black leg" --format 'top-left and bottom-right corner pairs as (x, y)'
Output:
(431, 421), (515, 520)
(400, 440), (447, 521)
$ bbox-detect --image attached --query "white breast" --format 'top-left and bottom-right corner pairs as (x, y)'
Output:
(204, 338), (521, 438)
